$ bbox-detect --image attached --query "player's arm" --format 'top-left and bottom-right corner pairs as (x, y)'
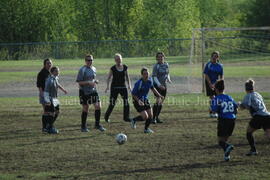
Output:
(204, 74), (214, 89)
(125, 70), (132, 92)
(152, 65), (165, 90)
(151, 87), (164, 99)
(37, 73), (44, 94)
(105, 69), (113, 93)
(58, 83), (67, 94)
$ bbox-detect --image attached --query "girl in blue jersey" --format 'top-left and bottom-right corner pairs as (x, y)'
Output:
(211, 80), (238, 161)
(204, 51), (223, 118)
(131, 67), (164, 133)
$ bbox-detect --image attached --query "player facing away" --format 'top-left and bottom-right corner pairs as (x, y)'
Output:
(152, 52), (172, 124)
(130, 67), (164, 133)
(104, 53), (132, 122)
(211, 80), (238, 161)
(44, 66), (67, 134)
(239, 79), (270, 156)
(37, 58), (53, 132)
(204, 51), (223, 118)
(76, 55), (106, 132)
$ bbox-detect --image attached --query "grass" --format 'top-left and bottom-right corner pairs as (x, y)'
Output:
(0, 56), (270, 84)
(1, 93), (270, 179)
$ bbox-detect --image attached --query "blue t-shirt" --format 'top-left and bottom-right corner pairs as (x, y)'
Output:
(203, 62), (223, 84)
(211, 94), (238, 119)
(132, 78), (154, 100)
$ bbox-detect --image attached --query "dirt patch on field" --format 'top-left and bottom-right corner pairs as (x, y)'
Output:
(0, 74), (269, 97)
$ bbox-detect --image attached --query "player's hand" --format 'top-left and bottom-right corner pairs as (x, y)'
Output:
(63, 90), (68, 94)
(167, 79), (172, 84)
(159, 85), (166, 90)
(128, 86), (132, 92)
(138, 100), (144, 106)
(210, 84), (215, 90)
(105, 87), (109, 93)
(94, 80), (99, 84)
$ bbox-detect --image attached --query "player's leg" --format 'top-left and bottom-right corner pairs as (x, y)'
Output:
(155, 87), (166, 123)
(93, 94), (106, 132)
(205, 80), (217, 118)
(120, 88), (130, 122)
(144, 108), (154, 133)
(45, 104), (59, 134)
(104, 88), (119, 122)
(246, 125), (258, 155)
(81, 104), (89, 132)
(41, 104), (47, 132)
(131, 110), (148, 129)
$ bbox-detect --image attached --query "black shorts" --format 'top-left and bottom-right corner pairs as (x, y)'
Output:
(45, 104), (60, 113)
(154, 85), (167, 98)
(133, 99), (151, 113)
(79, 90), (100, 105)
(205, 80), (216, 97)
(217, 118), (235, 137)
(249, 115), (270, 130)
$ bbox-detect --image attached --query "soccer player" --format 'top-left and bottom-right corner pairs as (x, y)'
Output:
(76, 54), (106, 132)
(211, 80), (238, 161)
(239, 79), (270, 156)
(44, 66), (67, 134)
(204, 51), (223, 118)
(104, 53), (132, 122)
(152, 52), (172, 124)
(130, 67), (164, 133)
(36, 58), (52, 132)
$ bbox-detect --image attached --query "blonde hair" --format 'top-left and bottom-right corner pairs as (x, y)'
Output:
(114, 53), (122, 59)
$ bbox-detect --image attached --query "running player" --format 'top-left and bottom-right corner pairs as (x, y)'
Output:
(152, 52), (172, 124)
(239, 79), (270, 156)
(130, 67), (164, 133)
(204, 51), (223, 118)
(44, 66), (67, 134)
(76, 54), (106, 132)
(104, 53), (132, 122)
(36, 58), (52, 132)
(211, 80), (238, 161)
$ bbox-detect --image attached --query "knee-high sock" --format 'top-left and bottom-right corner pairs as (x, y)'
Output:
(95, 110), (101, 127)
(42, 115), (46, 129)
(247, 132), (256, 152)
(218, 141), (228, 152)
(145, 118), (152, 130)
(52, 113), (58, 124)
(46, 115), (54, 129)
(81, 112), (88, 128)
(156, 104), (163, 118)
(153, 104), (158, 119)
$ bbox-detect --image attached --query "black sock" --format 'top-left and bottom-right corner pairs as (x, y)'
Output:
(52, 113), (58, 124)
(95, 110), (101, 127)
(218, 141), (228, 151)
(156, 104), (163, 119)
(247, 132), (256, 152)
(145, 118), (152, 129)
(46, 115), (54, 129)
(153, 104), (158, 119)
(133, 116), (143, 122)
(81, 112), (88, 128)
(42, 115), (46, 129)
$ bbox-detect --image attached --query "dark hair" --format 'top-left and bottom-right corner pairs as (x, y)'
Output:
(43, 58), (51, 66)
(156, 52), (165, 59)
(85, 54), (93, 61)
(50, 66), (59, 73)
(245, 79), (254, 91)
(211, 51), (220, 58)
(141, 67), (148, 75)
(215, 79), (225, 92)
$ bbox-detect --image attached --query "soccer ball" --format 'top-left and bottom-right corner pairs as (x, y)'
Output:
(116, 133), (127, 145)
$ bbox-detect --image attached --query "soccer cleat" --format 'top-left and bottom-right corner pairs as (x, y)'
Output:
(48, 127), (59, 134)
(130, 119), (137, 129)
(95, 125), (106, 132)
(104, 117), (111, 123)
(156, 118), (163, 123)
(224, 144), (234, 161)
(42, 128), (48, 133)
(124, 118), (131, 122)
(246, 150), (258, 156)
(209, 113), (218, 118)
(81, 127), (90, 132)
(144, 128), (154, 133)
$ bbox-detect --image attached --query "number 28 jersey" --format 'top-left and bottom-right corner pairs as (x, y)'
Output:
(211, 94), (238, 119)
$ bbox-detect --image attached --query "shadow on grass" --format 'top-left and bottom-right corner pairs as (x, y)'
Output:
(63, 160), (248, 179)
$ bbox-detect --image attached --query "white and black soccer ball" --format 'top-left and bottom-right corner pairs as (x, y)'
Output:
(116, 133), (127, 145)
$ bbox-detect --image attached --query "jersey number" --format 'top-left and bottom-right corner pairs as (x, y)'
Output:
(221, 101), (234, 113)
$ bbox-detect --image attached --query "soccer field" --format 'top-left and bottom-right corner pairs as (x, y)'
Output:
(0, 57), (270, 179)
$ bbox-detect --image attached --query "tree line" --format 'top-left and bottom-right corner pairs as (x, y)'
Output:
(0, 0), (269, 43)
